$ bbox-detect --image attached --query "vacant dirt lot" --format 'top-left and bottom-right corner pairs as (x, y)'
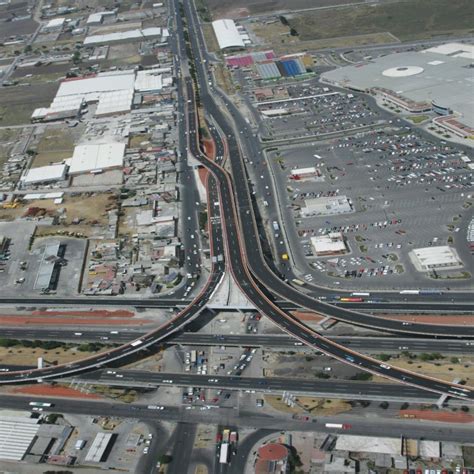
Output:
(205, 0), (362, 18)
(0, 82), (58, 126)
(32, 126), (77, 167)
(288, 0), (474, 42)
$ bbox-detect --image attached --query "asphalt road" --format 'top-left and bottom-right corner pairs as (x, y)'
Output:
(0, 395), (472, 443)
(75, 369), (440, 402)
(178, 0), (474, 400)
(0, 327), (471, 354)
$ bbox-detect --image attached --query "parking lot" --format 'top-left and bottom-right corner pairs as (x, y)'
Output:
(267, 125), (473, 289)
(256, 84), (384, 141)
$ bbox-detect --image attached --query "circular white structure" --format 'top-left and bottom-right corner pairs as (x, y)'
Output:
(382, 66), (424, 77)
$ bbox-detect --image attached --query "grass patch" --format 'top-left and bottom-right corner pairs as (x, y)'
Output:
(201, 23), (219, 53)
(288, 0), (474, 42)
(408, 115), (430, 124)
(214, 64), (235, 95)
(0, 128), (22, 168)
(32, 127), (75, 167)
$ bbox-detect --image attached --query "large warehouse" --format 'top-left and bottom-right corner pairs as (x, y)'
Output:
(212, 19), (245, 51)
(69, 143), (125, 175)
(321, 43), (474, 138)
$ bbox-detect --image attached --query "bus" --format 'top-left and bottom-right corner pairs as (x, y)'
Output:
(339, 297), (363, 302)
(400, 290), (420, 295)
(351, 292), (370, 296)
(130, 339), (143, 347)
(29, 401), (53, 407)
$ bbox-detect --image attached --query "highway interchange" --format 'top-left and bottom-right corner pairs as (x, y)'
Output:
(0, 0), (472, 407)
(178, 0), (474, 399)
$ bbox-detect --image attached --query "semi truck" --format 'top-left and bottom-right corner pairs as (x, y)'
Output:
(219, 443), (229, 464)
(325, 423), (351, 429)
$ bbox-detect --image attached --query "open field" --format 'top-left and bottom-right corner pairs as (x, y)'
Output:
(0, 345), (97, 366)
(201, 23), (219, 53)
(0, 128), (22, 167)
(0, 82), (57, 126)
(274, 33), (398, 55)
(288, 0), (474, 42)
(373, 354), (473, 385)
(205, 0), (363, 18)
(0, 193), (117, 228)
(265, 394), (351, 415)
(32, 127), (76, 167)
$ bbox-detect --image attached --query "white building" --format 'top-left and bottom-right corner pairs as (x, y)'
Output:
(302, 196), (352, 217)
(20, 163), (68, 186)
(32, 71), (136, 121)
(0, 415), (40, 461)
(84, 27), (162, 46)
(409, 246), (463, 272)
(310, 232), (347, 256)
(43, 17), (65, 32)
(212, 19), (245, 51)
(69, 143), (125, 175)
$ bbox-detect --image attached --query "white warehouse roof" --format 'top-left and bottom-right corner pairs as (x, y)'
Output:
(410, 246), (463, 271)
(20, 163), (68, 185)
(56, 73), (135, 97)
(44, 17), (65, 29)
(212, 19), (245, 50)
(0, 416), (40, 461)
(69, 143), (125, 175)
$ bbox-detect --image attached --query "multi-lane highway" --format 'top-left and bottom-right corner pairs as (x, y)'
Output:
(0, 327), (471, 354)
(0, 0), (472, 405)
(76, 369), (438, 402)
(178, 0), (473, 400)
(0, 394), (472, 442)
(180, 0), (474, 339)
(0, 145), (227, 382)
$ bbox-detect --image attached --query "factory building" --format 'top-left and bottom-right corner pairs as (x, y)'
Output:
(212, 19), (245, 51)
(69, 143), (125, 175)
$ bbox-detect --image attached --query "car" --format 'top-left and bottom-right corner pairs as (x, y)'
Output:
(323, 367), (332, 372)
(143, 447), (149, 454)
(380, 364), (391, 370)
(208, 378), (218, 383)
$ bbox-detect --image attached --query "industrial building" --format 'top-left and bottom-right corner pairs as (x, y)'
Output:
(311, 232), (348, 256)
(42, 17), (65, 32)
(410, 246), (463, 272)
(32, 65), (176, 122)
(84, 432), (116, 463)
(0, 415), (40, 461)
(84, 27), (165, 46)
(20, 163), (68, 187)
(86, 10), (117, 25)
(321, 42), (474, 138)
(212, 19), (245, 51)
(69, 143), (125, 175)
(301, 196), (352, 217)
(34, 241), (65, 291)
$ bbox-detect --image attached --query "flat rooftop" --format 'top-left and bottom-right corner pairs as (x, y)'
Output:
(322, 43), (474, 128)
